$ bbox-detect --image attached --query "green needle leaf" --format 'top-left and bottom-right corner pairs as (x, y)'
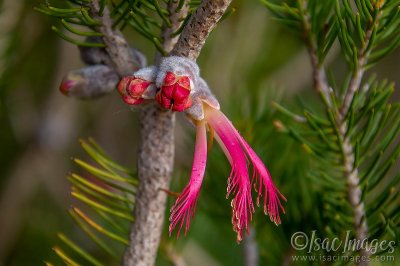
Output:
(58, 233), (104, 266)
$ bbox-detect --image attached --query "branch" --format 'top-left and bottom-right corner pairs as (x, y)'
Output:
(299, 2), (377, 264)
(298, 0), (332, 107)
(123, 1), (232, 265)
(335, 12), (382, 266)
(122, 2), (187, 265)
(171, 0), (232, 60)
(88, 1), (140, 75)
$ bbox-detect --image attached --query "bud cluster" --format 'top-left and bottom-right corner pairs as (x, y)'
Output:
(117, 56), (220, 120)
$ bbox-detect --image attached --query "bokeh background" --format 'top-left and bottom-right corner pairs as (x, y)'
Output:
(0, 0), (399, 265)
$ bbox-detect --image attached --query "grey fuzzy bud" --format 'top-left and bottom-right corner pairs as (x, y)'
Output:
(186, 78), (220, 121)
(186, 98), (205, 120)
(60, 65), (119, 99)
(133, 66), (158, 81)
(193, 78), (220, 109)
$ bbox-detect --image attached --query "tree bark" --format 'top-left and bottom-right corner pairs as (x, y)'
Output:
(123, 1), (188, 265)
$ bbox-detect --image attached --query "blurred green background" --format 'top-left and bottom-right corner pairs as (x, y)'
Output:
(0, 0), (399, 265)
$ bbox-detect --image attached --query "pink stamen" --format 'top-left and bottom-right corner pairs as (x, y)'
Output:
(232, 125), (286, 225)
(206, 107), (285, 241)
(207, 109), (255, 242)
(169, 122), (208, 237)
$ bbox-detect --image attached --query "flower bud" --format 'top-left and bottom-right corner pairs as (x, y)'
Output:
(117, 66), (158, 105)
(156, 71), (193, 111)
(59, 65), (119, 99)
(155, 56), (199, 112)
(118, 76), (151, 105)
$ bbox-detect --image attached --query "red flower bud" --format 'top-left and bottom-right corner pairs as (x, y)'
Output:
(156, 72), (192, 112)
(59, 79), (77, 96)
(118, 76), (152, 105)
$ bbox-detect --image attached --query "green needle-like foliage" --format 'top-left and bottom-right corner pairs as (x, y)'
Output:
(46, 138), (138, 266)
(35, 1), (106, 47)
(31, 0), (398, 264)
(36, 0), (201, 54)
(262, 0), (399, 262)
(275, 80), (399, 232)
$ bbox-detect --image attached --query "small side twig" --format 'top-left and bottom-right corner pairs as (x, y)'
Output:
(298, 0), (332, 107)
(339, 21), (377, 117)
(164, 243), (187, 266)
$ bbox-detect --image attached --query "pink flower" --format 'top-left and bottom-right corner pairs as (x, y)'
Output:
(114, 56), (285, 242)
(169, 104), (286, 242)
(156, 72), (193, 111)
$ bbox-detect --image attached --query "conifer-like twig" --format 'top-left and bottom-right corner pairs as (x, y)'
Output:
(298, 0), (332, 107)
(300, 1), (384, 264)
(336, 10), (382, 264)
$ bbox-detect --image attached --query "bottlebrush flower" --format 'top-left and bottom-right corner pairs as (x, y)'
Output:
(170, 100), (286, 242)
(168, 75), (285, 242)
(117, 66), (157, 105)
(116, 56), (285, 242)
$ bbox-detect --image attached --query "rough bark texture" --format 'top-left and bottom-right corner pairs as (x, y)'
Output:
(336, 46), (370, 266)
(339, 121), (370, 261)
(124, 103), (176, 266)
(123, 1), (187, 265)
(171, 0), (232, 60)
